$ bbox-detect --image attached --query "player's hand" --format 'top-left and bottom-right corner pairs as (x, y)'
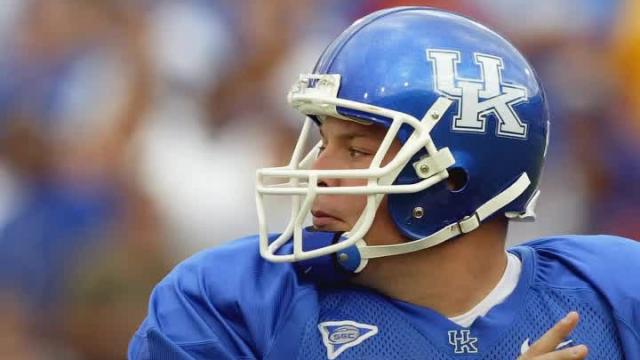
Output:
(517, 311), (588, 360)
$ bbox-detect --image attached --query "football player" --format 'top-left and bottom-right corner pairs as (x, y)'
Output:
(129, 7), (639, 359)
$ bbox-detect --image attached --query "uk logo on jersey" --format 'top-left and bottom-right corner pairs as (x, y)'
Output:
(448, 330), (479, 354)
(318, 320), (378, 359)
(427, 49), (529, 139)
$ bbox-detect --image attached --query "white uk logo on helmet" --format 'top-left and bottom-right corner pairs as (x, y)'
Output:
(427, 49), (529, 139)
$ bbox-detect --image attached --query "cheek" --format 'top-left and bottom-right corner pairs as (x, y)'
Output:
(339, 178), (368, 219)
(329, 194), (368, 220)
(365, 198), (404, 246)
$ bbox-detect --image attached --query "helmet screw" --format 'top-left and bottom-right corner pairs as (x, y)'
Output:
(412, 207), (425, 219)
(430, 112), (440, 120)
(338, 253), (349, 263)
(419, 164), (430, 174)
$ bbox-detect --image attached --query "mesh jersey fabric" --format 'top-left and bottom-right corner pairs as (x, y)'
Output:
(129, 235), (640, 359)
(293, 277), (623, 359)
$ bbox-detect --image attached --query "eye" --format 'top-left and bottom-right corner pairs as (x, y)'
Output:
(349, 147), (370, 159)
(318, 144), (326, 154)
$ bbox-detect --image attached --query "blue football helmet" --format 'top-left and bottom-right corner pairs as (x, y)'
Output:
(256, 7), (549, 272)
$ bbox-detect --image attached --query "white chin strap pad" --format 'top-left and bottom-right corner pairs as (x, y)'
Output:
(336, 172), (532, 273)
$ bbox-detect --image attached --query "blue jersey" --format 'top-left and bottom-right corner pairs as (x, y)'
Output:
(129, 235), (640, 359)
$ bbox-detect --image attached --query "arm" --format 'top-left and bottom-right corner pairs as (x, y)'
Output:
(128, 236), (304, 360)
(129, 327), (239, 360)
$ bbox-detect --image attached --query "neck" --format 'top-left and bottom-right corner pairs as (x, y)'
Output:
(352, 218), (509, 317)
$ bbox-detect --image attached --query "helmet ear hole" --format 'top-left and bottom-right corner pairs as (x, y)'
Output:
(446, 167), (468, 192)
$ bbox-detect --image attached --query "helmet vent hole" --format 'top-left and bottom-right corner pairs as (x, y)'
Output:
(446, 167), (468, 192)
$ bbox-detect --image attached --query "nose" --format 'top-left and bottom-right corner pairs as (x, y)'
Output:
(311, 145), (341, 188)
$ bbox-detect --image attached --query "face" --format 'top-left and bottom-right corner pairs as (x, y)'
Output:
(310, 117), (405, 246)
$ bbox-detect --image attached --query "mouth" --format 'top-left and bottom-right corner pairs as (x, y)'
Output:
(311, 210), (343, 228)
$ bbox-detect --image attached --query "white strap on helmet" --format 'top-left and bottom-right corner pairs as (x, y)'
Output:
(354, 172), (531, 265)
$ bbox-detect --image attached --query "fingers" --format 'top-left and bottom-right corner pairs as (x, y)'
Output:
(526, 312), (580, 355)
(532, 344), (588, 360)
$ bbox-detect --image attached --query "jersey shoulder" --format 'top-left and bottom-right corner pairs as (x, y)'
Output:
(130, 234), (315, 359)
(512, 235), (640, 339)
(514, 234), (640, 290)
(164, 234), (308, 308)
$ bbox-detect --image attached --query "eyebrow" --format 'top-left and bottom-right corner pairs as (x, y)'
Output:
(318, 127), (372, 140)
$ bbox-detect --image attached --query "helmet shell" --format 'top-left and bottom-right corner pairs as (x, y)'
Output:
(312, 7), (549, 239)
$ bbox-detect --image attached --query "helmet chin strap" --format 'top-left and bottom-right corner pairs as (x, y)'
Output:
(336, 172), (532, 273)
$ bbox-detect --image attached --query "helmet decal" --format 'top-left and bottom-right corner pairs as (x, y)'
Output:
(427, 49), (529, 139)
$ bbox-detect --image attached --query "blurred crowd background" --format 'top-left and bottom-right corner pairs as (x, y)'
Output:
(0, 0), (638, 358)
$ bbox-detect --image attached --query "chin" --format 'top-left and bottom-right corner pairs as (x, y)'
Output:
(312, 225), (341, 232)
(312, 222), (350, 233)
